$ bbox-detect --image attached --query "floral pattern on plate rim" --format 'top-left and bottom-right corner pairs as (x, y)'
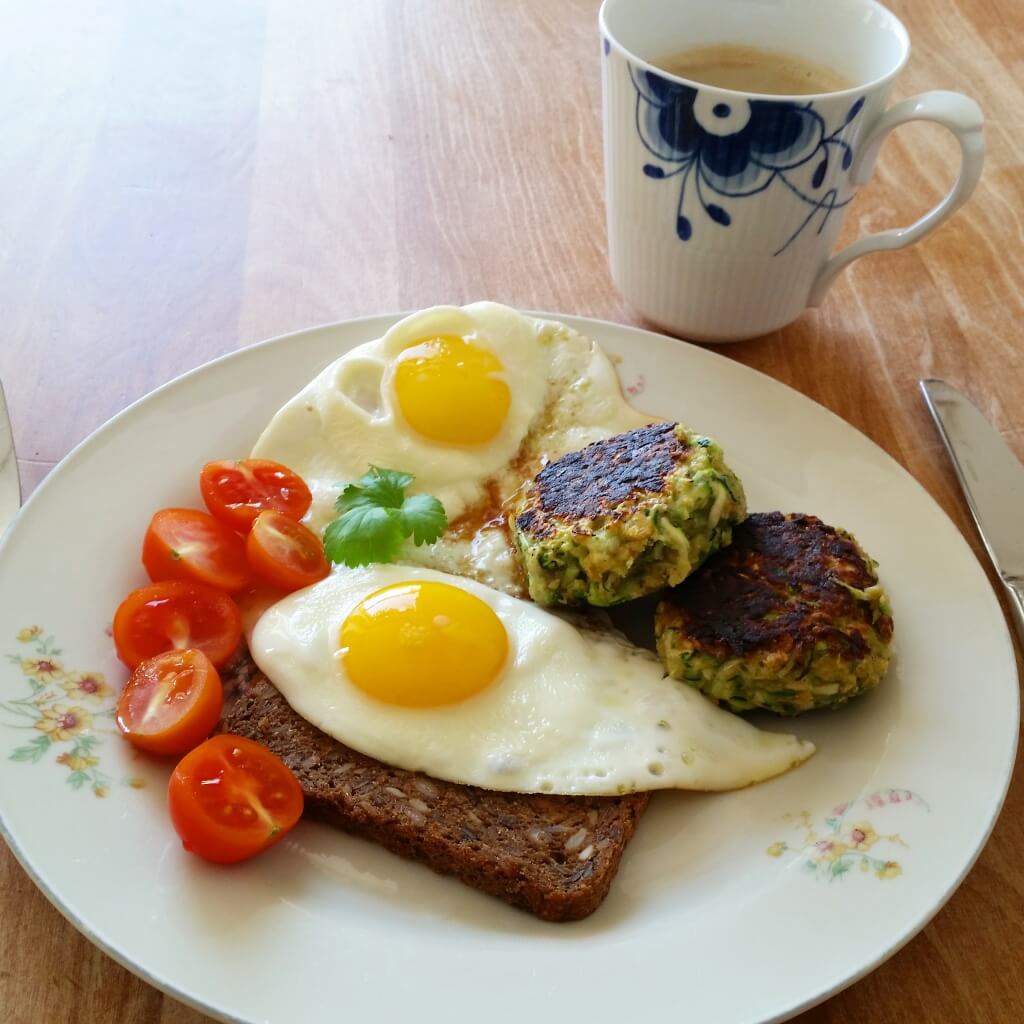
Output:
(3, 626), (143, 796)
(768, 788), (930, 881)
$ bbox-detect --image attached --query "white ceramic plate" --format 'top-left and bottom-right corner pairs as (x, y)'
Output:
(0, 315), (1017, 1024)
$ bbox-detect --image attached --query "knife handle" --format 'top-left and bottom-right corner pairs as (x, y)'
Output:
(1002, 576), (1024, 654)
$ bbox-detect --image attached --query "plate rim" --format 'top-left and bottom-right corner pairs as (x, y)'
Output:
(0, 310), (1018, 1024)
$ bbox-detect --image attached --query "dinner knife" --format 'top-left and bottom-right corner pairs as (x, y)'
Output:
(0, 380), (20, 537)
(920, 378), (1024, 647)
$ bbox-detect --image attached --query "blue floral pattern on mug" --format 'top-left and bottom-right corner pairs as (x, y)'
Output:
(631, 66), (864, 254)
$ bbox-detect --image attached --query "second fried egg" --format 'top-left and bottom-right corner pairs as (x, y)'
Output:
(248, 564), (815, 796)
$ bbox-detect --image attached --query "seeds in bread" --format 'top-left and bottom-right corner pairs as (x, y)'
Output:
(219, 653), (648, 921)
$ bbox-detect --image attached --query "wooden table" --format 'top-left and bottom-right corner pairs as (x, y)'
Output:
(1, 0), (1021, 1020)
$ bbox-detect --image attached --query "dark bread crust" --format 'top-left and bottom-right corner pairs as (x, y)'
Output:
(219, 653), (648, 922)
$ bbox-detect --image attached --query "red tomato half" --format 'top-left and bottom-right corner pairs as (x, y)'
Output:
(200, 459), (312, 533)
(143, 508), (250, 592)
(168, 735), (304, 864)
(246, 510), (330, 592)
(116, 649), (223, 756)
(113, 580), (241, 668)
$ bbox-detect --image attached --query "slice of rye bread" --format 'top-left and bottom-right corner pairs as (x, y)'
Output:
(220, 652), (648, 922)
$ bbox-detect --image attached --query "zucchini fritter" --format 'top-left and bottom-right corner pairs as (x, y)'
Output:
(512, 422), (746, 607)
(655, 512), (894, 715)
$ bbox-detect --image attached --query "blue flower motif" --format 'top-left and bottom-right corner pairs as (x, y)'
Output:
(632, 67), (864, 252)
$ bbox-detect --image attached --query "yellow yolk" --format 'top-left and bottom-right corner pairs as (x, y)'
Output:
(393, 335), (511, 445)
(340, 581), (509, 707)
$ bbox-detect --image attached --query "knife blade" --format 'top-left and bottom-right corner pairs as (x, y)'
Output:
(920, 378), (1024, 647)
(0, 380), (21, 537)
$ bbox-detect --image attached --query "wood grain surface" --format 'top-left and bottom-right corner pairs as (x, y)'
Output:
(1, 0), (1022, 1021)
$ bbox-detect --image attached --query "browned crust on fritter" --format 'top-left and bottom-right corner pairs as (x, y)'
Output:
(515, 422), (689, 539)
(218, 654), (648, 922)
(660, 512), (893, 661)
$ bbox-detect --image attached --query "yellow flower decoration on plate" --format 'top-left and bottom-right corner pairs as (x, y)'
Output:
(57, 752), (100, 772)
(61, 672), (113, 702)
(6, 625), (123, 798)
(846, 822), (879, 852)
(34, 705), (94, 742)
(769, 790), (926, 882)
(21, 657), (65, 682)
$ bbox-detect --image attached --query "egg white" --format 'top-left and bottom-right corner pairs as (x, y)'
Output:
(249, 565), (814, 796)
(252, 303), (553, 532)
(250, 304), (654, 596)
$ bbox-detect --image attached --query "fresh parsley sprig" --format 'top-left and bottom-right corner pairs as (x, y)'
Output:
(322, 466), (448, 567)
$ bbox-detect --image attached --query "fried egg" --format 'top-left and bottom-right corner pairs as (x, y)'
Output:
(249, 564), (815, 796)
(251, 303), (653, 594)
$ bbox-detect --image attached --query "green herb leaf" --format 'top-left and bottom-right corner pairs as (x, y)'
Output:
(323, 505), (405, 567)
(324, 467), (448, 566)
(397, 494), (448, 547)
(335, 466), (415, 514)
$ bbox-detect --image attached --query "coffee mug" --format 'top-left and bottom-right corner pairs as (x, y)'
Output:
(599, 0), (985, 342)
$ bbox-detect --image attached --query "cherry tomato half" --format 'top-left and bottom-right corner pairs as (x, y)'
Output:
(143, 508), (250, 592)
(168, 735), (304, 864)
(246, 510), (330, 592)
(200, 459), (312, 533)
(116, 649), (223, 756)
(113, 580), (241, 668)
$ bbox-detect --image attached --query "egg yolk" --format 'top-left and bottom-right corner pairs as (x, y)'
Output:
(393, 335), (511, 445)
(340, 581), (509, 707)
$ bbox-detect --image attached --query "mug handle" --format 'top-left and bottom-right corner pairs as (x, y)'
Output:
(808, 91), (985, 306)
